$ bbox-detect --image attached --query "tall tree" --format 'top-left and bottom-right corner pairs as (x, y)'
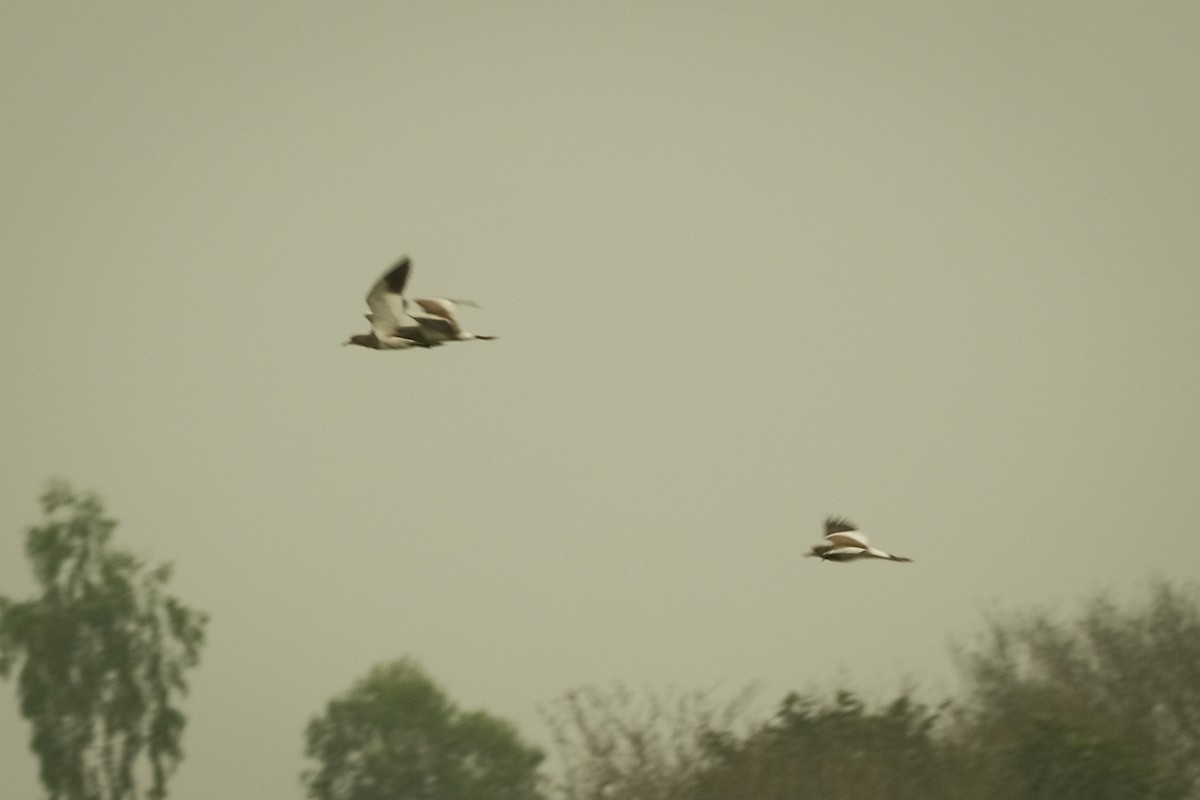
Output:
(0, 481), (208, 800)
(303, 658), (545, 800)
(952, 580), (1198, 800)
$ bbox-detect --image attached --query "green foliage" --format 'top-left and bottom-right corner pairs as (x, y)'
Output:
(303, 658), (545, 800)
(1008, 715), (1168, 800)
(693, 689), (953, 800)
(546, 581), (1200, 800)
(0, 481), (208, 800)
(951, 580), (1199, 800)
(541, 683), (758, 800)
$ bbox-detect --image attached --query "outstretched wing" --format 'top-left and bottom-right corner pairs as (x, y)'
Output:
(825, 516), (857, 535)
(824, 516), (869, 548)
(413, 314), (458, 343)
(365, 257), (417, 336)
(824, 546), (867, 558)
(413, 298), (462, 332)
(865, 547), (913, 563)
(827, 531), (870, 548)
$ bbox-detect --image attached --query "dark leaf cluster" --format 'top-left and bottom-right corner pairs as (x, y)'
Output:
(0, 482), (208, 800)
(545, 581), (1200, 800)
(303, 658), (545, 800)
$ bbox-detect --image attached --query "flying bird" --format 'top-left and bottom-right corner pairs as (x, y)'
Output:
(411, 297), (497, 344)
(806, 517), (913, 563)
(343, 257), (435, 350)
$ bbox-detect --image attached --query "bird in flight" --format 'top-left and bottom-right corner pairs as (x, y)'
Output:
(343, 257), (495, 350)
(411, 297), (497, 344)
(806, 517), (913, 563)
(343, 257), (431, 350)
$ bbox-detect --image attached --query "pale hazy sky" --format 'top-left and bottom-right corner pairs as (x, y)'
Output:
(2, 3), (1199, 799)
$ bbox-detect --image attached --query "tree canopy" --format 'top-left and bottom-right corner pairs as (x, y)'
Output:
(951, 581), (1198, 800)
(303, 658), (545, 800)
(0, 481), (208, 800)
(544, 580), (1200, 800)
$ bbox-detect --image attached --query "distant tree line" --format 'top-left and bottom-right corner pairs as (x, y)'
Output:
(3, 482), (1199, 800)
(540, 581), (1200, 800)
(303, 583), (1200, 800)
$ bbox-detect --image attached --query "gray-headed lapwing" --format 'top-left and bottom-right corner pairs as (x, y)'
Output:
(343, 257), (433, 350)
(806, 517), (913, 563)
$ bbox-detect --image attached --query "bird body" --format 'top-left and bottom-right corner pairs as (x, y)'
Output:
(412, 297), (496, 343)
(806, 517), (912, 563)
(343, 332), (427, 350)
(343, 257), (493, 349)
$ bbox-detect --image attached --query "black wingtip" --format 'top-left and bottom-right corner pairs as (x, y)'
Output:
(382, 257), (412, 294)
(825, 516), (858, 535)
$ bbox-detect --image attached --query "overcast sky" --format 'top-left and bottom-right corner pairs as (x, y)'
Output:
(3, 3), (1199, 798)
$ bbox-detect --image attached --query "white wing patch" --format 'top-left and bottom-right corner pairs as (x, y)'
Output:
(366, 285), (414, 336)
(825, 531), (870, 549)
